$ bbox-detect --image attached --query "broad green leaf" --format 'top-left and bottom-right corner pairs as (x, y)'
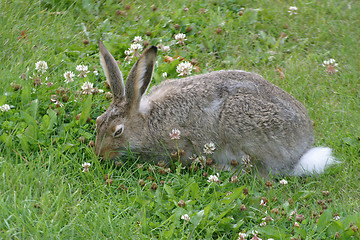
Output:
(211, 204), (236, 224)
(152, 71), (160, 84)
(203, 201), (212, 221)
(141, 207), (148, 234)
(316, 209), (332, 233)
(189, 210), (205, 232)
(231, 219), (244, 231)
(24, 125), (38, 142)
(82, 132), (93, 139)
(258, 225), (289, 239)
(182, 178), (199, 199)
(218, 216), (233, 229)
(0, 133), (13, 147)
(198, 201), (213, 228)
(40, 115), (50, 131)
(17, 134), (30, 152)
(163, 184), (174, 198)
(327, 220), (344, 236)
(20, 111), (37, 127)
(189, 182), (199, 199)
(61, 142), (74, 152)
(21, 86), (31, 106)
(80, 95), (92, 125)
(0, 95), (6, 105)
(160, 210), (180, 239)
(29, 99), (38, 119)
(341, 213), (360, 226)
(47, 109), (57, 131)
(221, 186), (245, 204)
(292, 190), (314, 201)
(295, 228), (308, 239)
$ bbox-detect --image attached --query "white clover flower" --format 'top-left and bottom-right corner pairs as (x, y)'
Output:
(280, 179), (288, 185)
(322, 58), (339, 74)
(64, 71), (75, 83)
(174, 33), (187, 45)
(133, 36), (143, 43)
(124, 54), (133, 63)
(242, 155), (253, 167)
(82, 162), (91, 168)
(81, 81), (94, 94)
(130, 43), (143, 51)
(93, 70), (99, 76)
(260, 199), (267, 206)
(207, 173), (220, 183)
(76, 65), (87, 72)
(55, 101), (64, 108)
(162, 72), (168, 78)
(188, 154), (198, 161)
(333, 214), (340, 221)
(129, 43), (143, 57)
(193, 156), (206, 168)
(82, 162), (91, 172)
(81, 81), (93, 91)
(260, 221), (267, 227)
(322, 59), (338, 67)
(288, 6), (298, 15)
(0, 104), (10, 112)
(50, 98), (64, 108)
(251, 235), (262, 240)
(76, 65), (90, 78)
(203, 142), (216, 154)
(262, 216), (274, 221)
(225, 191), (232, 196)
(230, 175), (239, 183)
(162, 45), (170, 52)
(35, 61), (48, 74)
(181, 214), (190, 222)
(176, 61), (193, 76)
(237, 233), (247, 240)
(170, 129), (181, 140)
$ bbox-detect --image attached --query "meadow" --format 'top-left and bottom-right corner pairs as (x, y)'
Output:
(0, 0), (359, 239)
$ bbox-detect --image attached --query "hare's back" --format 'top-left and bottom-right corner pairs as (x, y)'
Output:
(147, 69), (312, 135)
(150, 70), (306, 111)
(147, 70), (314, 171)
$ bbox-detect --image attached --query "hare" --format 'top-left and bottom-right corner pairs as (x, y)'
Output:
(95, 40), (335, 175)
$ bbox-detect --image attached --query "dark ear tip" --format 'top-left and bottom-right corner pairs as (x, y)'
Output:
(148, 45), (158, 54)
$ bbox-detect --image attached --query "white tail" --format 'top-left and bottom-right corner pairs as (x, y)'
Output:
(292, 147), (336, 176)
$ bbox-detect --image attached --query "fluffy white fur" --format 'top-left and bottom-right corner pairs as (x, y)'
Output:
(292, 147), (336, 176)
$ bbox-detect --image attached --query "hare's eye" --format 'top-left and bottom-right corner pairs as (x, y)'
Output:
(113, 124), (124, 137)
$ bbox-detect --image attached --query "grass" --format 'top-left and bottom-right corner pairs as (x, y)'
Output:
(1, 0), (360, 239)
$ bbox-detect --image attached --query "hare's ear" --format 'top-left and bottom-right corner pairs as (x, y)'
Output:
(125, 46), (157, 111)
(99, 40), (125, 101)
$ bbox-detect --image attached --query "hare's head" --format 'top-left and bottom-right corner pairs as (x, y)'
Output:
(95, 40), (157, 160)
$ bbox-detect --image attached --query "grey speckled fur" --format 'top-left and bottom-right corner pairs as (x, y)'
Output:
(95, 42), (316, 175)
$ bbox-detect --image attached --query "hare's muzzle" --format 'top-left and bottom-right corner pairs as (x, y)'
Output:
(94, 138), (119, 160)
(94, 137), (107, 158)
